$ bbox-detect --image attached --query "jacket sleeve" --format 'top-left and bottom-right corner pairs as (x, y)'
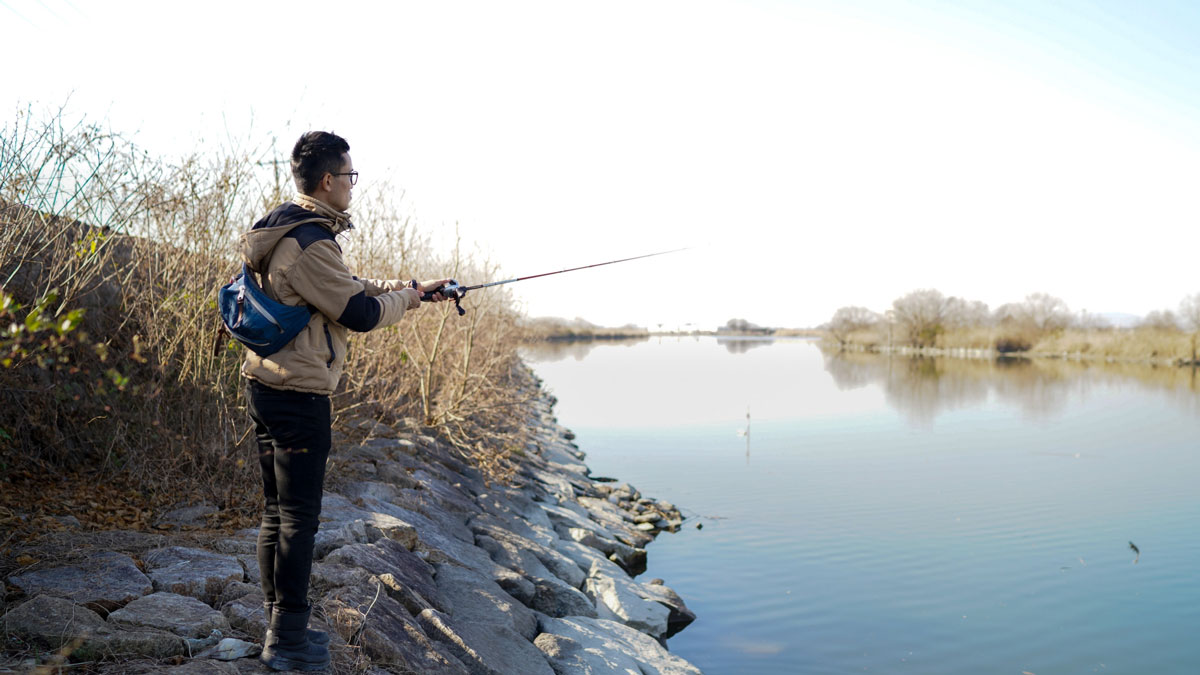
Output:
(284, 241), (421, 332)
(357, 277), (409, 297)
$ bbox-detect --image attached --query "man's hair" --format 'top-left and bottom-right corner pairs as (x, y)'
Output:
(291, 131), (350, 194)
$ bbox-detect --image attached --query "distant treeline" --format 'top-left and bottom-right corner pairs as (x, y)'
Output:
(521, 316), (650, 341)
(824, 289), (1200, 365)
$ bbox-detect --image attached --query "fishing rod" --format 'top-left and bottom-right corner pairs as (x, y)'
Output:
(420, 247), (689, 316)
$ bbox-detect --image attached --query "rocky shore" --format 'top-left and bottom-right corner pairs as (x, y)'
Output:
(0, 388), (700, 673)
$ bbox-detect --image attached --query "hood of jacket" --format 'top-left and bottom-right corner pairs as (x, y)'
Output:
(240, 195), (353, 273)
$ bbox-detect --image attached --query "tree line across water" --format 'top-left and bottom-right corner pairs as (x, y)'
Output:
(825, 289), (1200, 364)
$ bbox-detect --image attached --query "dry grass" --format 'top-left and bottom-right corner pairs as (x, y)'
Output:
(825, 321), (1199, 367)
(1031, 327), (1195, 363)
(0, 105), (530, 526)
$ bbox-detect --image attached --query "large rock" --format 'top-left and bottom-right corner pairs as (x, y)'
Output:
(533, 632), (645, 674)
(142, 547), (243, 606)
(552, 539), (626, 581)
(433, 563), (539, 641)
(219, 590), (267, 639)
(564, 528), (647, 575)
(312, 518), (370, 558)
(584, 573), (669, 638)
(577, 497), (654, 549)
(536, 442), (590, 476)
(411, 469), (482, 518)
(6, 552), (152, 613)
(473, 524), (586, 589)
(1, 595), (186, 661)
(417, 608), (555, 675)
(340, 479), (403, 504)
(540, 503), (607, 538)
(360, 495), (475, 546)
(535, 616), (702, 675)
(323, 539), (446, 615)
(476, 534), (557, 586)
(640, 580), (697, 640)
(107, 592), (230, 638)
(320, 493), (418, 549)
(471, 507), (558, 550)
(530, 576), (598, 619)
(322, 583), (470, 674)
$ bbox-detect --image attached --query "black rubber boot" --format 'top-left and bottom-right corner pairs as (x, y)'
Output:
(260, 606), (330, 672)
(264, 602), (329, 647)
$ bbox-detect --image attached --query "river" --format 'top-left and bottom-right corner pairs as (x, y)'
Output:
(522, 336), (1200, 675)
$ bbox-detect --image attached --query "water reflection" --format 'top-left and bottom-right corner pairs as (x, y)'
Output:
(519, 337), (649, 363)
(822, 348), (1200, 425)
(716, 336), (776, 354)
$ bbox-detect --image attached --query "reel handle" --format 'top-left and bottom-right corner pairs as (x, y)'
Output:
(419, 280), (467, 316)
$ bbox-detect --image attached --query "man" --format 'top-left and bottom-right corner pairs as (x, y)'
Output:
(241, 131), (448, 671)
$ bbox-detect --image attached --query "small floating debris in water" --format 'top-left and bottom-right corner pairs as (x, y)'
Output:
(1129, 541), (1140, 564)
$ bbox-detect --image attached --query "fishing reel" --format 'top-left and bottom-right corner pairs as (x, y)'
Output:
(418, 279), (467, 316)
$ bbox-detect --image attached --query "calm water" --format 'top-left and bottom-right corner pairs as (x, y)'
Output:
(523, 337), (1200, 675)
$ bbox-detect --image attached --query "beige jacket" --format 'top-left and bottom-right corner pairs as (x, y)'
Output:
(240, 195), (420, 394)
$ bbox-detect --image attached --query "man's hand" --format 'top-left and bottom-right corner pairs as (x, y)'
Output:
(414, 278), (454, 302)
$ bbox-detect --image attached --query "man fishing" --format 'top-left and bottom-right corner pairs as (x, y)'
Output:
(240, 130), (449, 671)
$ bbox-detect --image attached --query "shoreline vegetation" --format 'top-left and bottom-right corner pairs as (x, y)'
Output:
(821, 289), (1200, 368)
(1, 107), (701, 671)
(521, 316), (822, 342)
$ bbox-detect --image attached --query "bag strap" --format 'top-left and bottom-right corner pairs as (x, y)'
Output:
(250, 216), (329, 309)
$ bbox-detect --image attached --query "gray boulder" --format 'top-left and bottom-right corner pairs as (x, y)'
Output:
(433, 563), (539, 640)
(107, 592), (231, 638)
(417, 608), (555, 675)
(552, 539), (626, 580)
(535, 616), (702, 675)
(530, 576), (598, 619)
(641, 580), (697, 639)
(584, 573), (669, 638)
(564, 528), (647, 575)
(142, 547), (244, 606)
(533, 632), (645, 674)
(1, 595), (187, 661)
(376, 459), (422, 490)
(322, 582), (470, 674)
(340, 479), (403, 504)
(411, 469), (482, 518)
(320, 492), (418, 549)
(219, 590), (267, 639)
(6, 551), (151, 613)
(473, 524), (586, 589)
(323, 539), (446, 614)
(313, 518), (370, 558)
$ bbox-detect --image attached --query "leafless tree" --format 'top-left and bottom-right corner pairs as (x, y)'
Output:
(1021, 293), (1071, 333)
(827, 306), (878, 347)
(892, 289), (954, 347)
(1179, 293), (1200, 362)
(1140, 309), (1179, 331)
(995, 293), (1070, 335)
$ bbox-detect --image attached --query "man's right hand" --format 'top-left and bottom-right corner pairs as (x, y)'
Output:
(415, 278), (454, 302)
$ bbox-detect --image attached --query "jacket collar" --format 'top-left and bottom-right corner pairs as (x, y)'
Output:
(292, 194), (354, 234)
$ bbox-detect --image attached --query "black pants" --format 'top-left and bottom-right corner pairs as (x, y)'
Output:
(246, 380), (331, 613)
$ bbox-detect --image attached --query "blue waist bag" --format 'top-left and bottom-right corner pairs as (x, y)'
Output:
(218, 263), (315, 357)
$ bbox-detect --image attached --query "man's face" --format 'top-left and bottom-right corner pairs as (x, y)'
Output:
(328, 152), (354, 212)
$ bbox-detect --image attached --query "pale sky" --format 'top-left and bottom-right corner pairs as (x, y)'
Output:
(4, 0), (1199, 330)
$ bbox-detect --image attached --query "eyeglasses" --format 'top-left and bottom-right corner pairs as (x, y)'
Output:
(331, 171), (359, 186)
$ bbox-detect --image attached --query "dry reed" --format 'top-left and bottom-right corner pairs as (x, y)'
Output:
(0, 106), (529, 518)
